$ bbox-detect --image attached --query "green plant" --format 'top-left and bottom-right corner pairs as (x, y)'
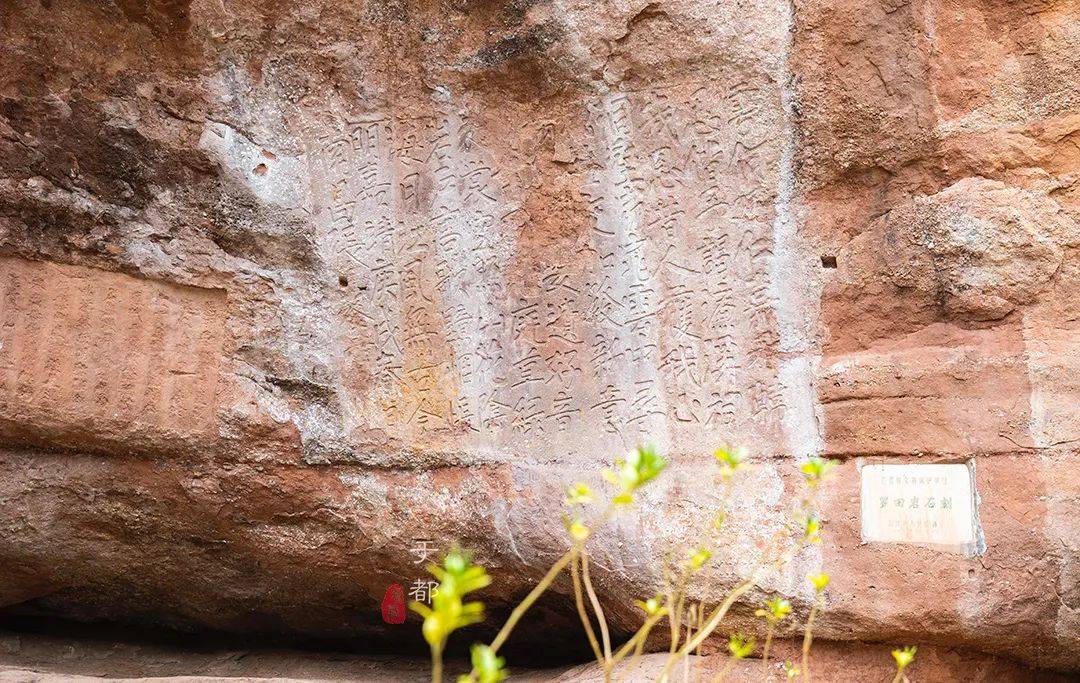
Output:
(604, 443), (667, 504)
(713, 444), (749, 480)
(635, 595), (664, 615)
(801, 514), (823, 545)
(787, 458), (838, 683)
(456, 445), (666, 683)
(755, 596), (792, 669)
(800, 457), (837, 488)
(728, 632), (756, 658)
(714, 633), (756, 681)
(410, 548), (491, 683)
(459, 644), (508, 683)
(782, 660), (800, 679)
(801, 572), (829, 682)
(653, 451), (838, 682)
(414, 444), (846, 683)
(566, 482), (595, 505)
(890, 646), (917, 683)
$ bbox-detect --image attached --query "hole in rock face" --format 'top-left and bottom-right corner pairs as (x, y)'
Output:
(821, 254), (838, 269)
(253, 163), (268, 175)
(338, 274), (349, 287)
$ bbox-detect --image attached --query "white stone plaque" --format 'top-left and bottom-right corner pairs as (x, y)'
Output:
(860, 462), (983, 555)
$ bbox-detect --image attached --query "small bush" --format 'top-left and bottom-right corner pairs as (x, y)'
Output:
(411, 443), (916, 682)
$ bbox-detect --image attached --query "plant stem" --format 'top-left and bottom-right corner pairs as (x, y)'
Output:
(683, 580), (755, 654)
(762, 621), (776, 673)
(570, 549), (605, 665)
(693, 602), (705, 683)
(668, 573), (690, 654)
(658, 579), (756, 681)
(431, 644), (443, 683)
(488, 549), (574, 653)
(612, 607), (669, 683)
(624, 632), (649, 681)
(667, 584), (678, 655)
(801, 603), (818, 682)
(581, 550), (613, 663)
(617, 609), (665, 661)
(612, 608), (669, 665)
(683, 619), (693, 683)
(628, 620), (653, 675)
(890, 671), (904, 683)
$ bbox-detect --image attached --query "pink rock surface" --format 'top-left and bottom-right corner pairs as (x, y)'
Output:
(0, 0), (1076, 675)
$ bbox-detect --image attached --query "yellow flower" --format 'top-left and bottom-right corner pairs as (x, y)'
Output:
(800, 457), (838, 487)
(714, 445), (749, 479)
(808, 572), (830, 592)
(565, 482), (594, 505)
(686, 547), (712, 571)
(634, 595), (664, 615)
(802, 514), (822, 544)
(892, 645), (916, 670)
(755, 596), (792, 622)
(565, 517), (590, 542)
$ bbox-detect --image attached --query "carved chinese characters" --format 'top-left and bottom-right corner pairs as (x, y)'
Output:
(299, 75), (787, 459)
(0, 256), (226, 450)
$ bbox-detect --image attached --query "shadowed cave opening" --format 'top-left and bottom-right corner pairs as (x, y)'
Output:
(0, 590), (608, 670)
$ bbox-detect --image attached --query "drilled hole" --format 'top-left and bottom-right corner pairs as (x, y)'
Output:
(338, 274), (349, 287)
(821, 255), (838, 269)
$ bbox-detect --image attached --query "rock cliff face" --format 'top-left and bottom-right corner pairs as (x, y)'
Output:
(0, 0), (1077, 675)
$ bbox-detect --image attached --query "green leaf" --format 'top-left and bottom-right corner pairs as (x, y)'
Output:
(417, 547), (492, 651)
(609, 444), (667, 498)
(421, 611), (451, 647)
(409, 601), (433, 618)
(727, 633), (756, 659)
(800, 457), (838, 487)
(469, 644), (509, 683)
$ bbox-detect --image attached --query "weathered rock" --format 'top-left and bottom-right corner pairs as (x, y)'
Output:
(0, 630), (1069, 682)
(0, 0), (1077, 676)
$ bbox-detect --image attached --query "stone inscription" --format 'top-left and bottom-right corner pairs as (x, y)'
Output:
(860, 463), (982, 554)
(300, 77), (786, 457)
(0, 256), (226, 443)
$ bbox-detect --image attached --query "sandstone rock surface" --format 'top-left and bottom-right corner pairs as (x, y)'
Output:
(0, 631), (1069, 682)
(0, 0), (1077, 675)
